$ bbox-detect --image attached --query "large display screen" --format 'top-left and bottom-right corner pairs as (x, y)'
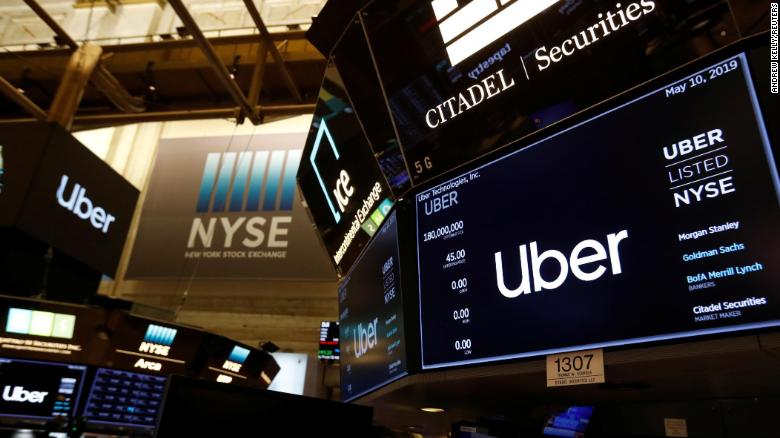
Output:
(339, 211), (407, 401)
(362, 0), (738, 184)
(0, 357), (86, 420)
(0, 122), (139, 275)
(415, 49), (779, 369)
(297, 62), (396, 276)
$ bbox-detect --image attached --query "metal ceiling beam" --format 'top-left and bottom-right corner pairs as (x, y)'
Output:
(242, 0), (303, 103)
(248, 38), (269, 109)
(0, 104), (315, 127)
(0, 76), (48, 121)
(23, 0), (147, 118)
(48, 43), (103, 130)
(22, 0), (78, 49)
(168, 0), (261, 124)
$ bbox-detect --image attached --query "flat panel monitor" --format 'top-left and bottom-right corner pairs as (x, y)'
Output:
(0, 357), (86, 421)
(339, 211), (407, 401)
(297, 61), (396, 276)
(0, 122), (139, 276)
(318, 321), (340, 360)
(414, 38), (780, 369)
(83, 367), (167, 430)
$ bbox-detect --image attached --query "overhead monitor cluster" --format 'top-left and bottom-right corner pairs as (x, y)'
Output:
(297, 24), (779, 400)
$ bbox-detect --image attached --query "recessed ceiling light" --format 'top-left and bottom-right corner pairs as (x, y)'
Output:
(420, 407), (445, 413)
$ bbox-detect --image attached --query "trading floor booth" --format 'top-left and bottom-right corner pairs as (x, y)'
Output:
(0, 295), (282, 436)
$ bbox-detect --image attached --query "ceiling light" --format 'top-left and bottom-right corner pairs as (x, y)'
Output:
(420, 407), (445, 413)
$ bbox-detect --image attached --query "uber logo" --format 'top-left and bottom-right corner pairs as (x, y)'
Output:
(2, 386), (48, 404)
(309, 120), (355, 224)
(431, 0), (559, 66)
(494, 230), (629, 298)
(56, 174), (116, 233)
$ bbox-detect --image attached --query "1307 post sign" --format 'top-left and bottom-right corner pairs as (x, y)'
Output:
(546, 349), (605, 387)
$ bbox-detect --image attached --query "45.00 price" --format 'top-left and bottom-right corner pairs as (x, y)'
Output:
(446, 249), (466, 263)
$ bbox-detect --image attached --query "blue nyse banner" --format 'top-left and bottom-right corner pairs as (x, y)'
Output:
(126, 132), (335, 280)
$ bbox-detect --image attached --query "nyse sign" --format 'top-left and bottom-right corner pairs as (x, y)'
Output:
(186, 149), (299, 259)
(126, 133), (335, 279)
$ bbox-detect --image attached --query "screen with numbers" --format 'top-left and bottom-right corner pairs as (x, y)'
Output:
(339, 211), (407, 400)
(414, 47), (780, 369)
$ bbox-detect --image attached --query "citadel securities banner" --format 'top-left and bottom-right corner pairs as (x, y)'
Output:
(361, 0), (739, 184)
(125, 133), (335, 279)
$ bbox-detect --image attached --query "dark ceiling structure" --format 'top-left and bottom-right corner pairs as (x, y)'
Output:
(0, 0), (325, 130)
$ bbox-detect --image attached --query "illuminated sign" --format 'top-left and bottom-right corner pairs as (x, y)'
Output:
(494, 230), (629, 298)
(309, 120), (353, 224)
(114, 321), (190, 374)
(431, 0), (559, 66)
(414, 50), (780, 369)
(211, 344), (253, 384)
(318, 321), (340, 360)
(297, 62), (397, 275)
(56, 174), (117, 234)
(196, 150), (300, 213)
(5, 308), (75, 339)
(189, 150), (299, 251)
(222, 345), (250, 373)
(134, 358), (162, 371)
(138, 324), (177, 357)
(424, 69), (516, 128)
(2, 386), (48, 404)
(533, 1), (657, 72)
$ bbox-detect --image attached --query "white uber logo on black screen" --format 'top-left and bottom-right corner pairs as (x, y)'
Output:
(2, 386), (48, 404)
(352, 317), (378, 359)
(56, 174), (116, 233)
(495, 230), (629, 298)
